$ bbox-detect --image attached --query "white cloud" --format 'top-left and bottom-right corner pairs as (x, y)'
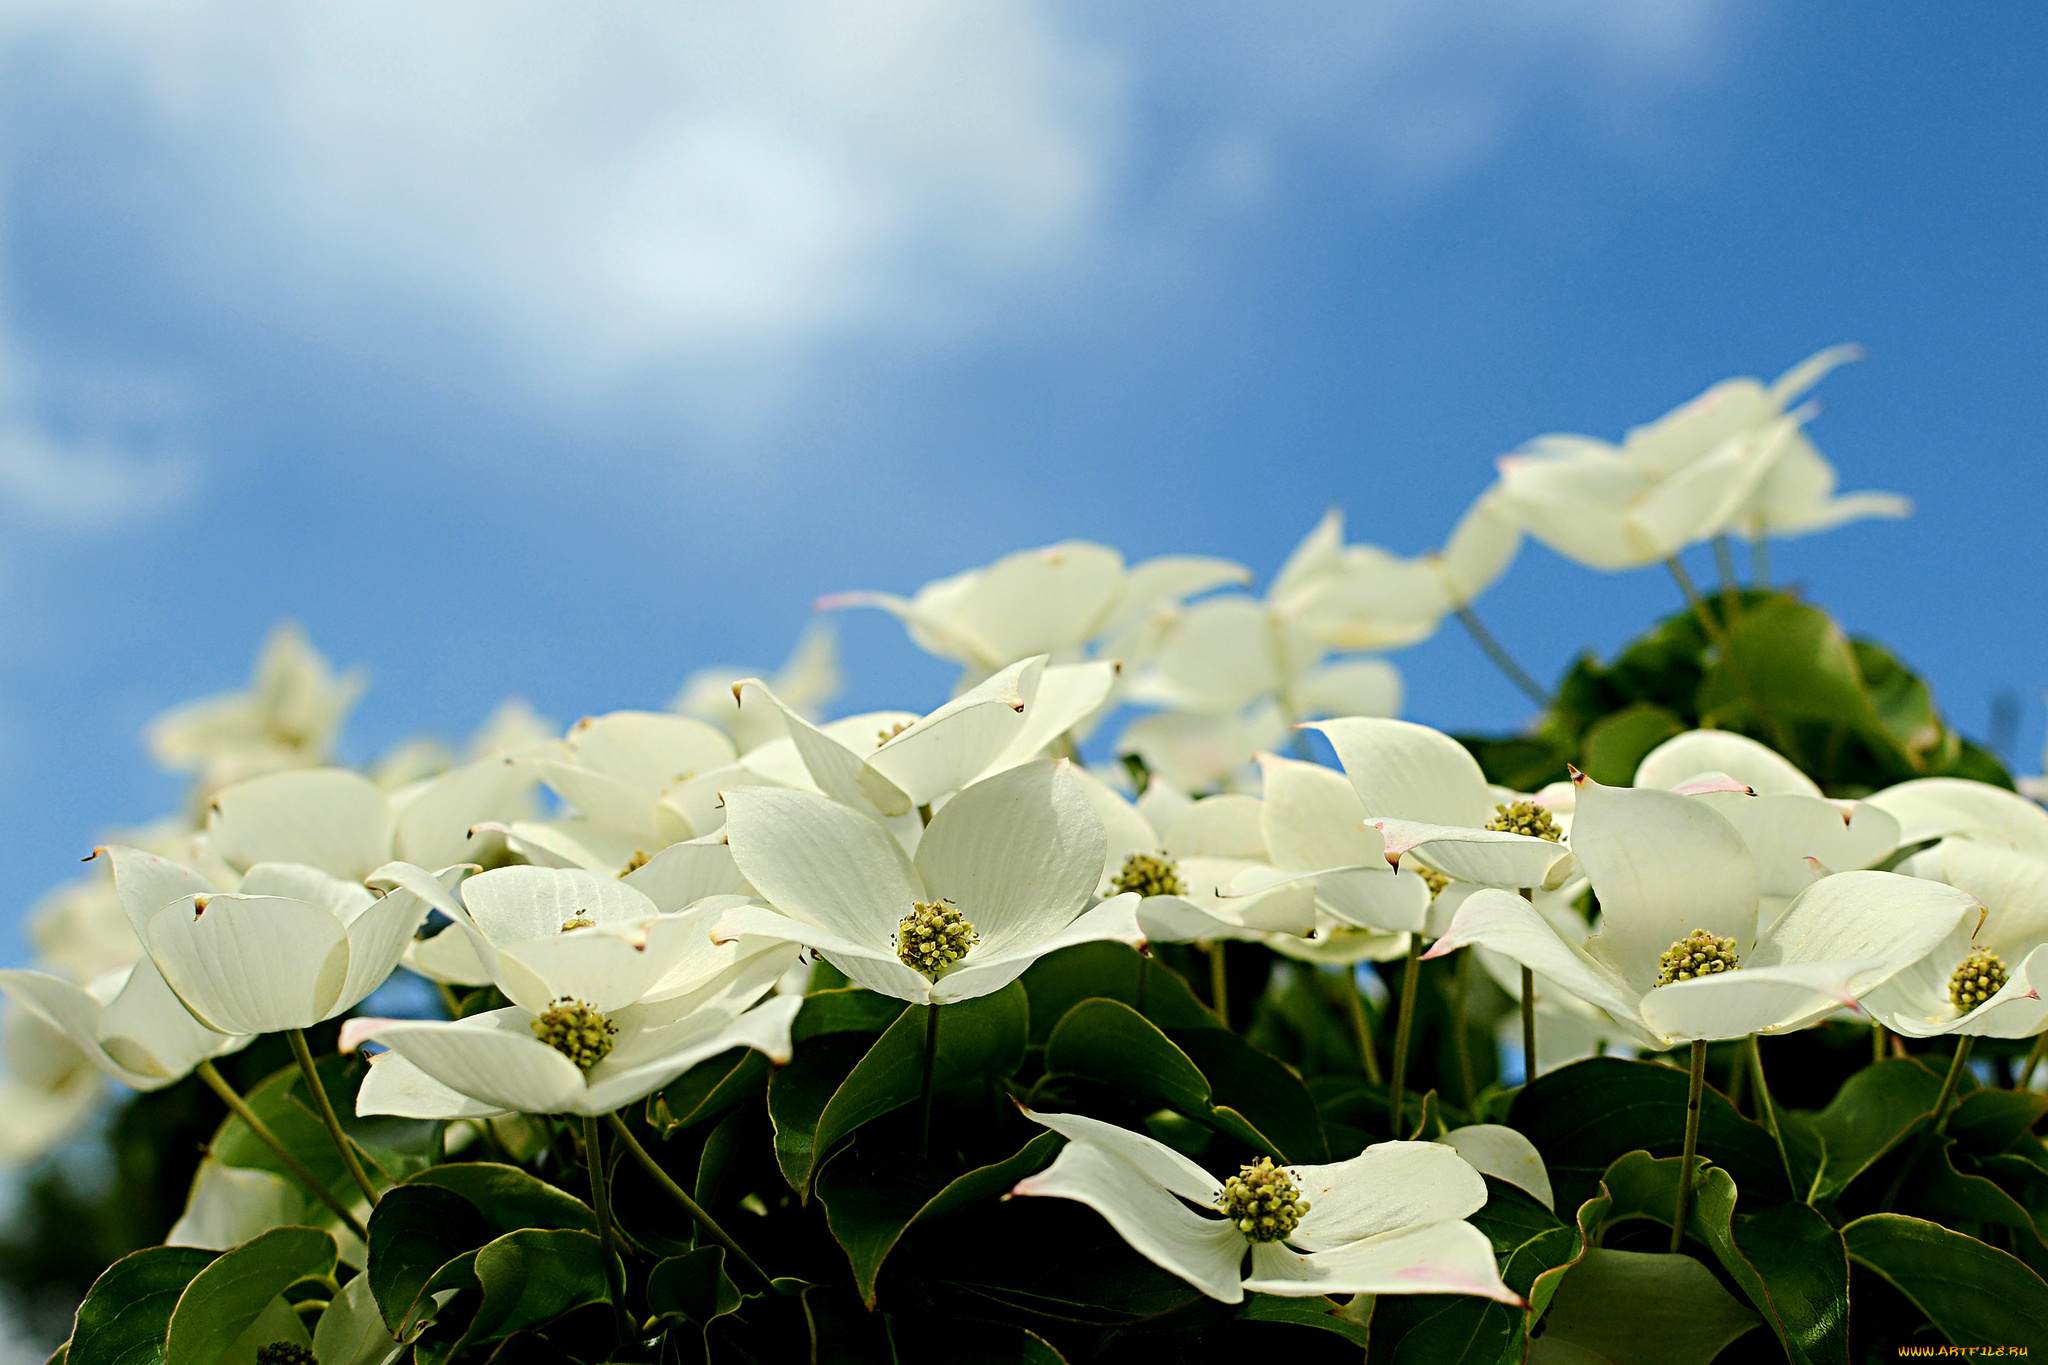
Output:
(0, 0), (1728, 434)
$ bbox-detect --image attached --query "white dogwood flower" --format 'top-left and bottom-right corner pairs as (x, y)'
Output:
(717, 760), (1142, 1005)
(1425, 773), (1980, 1050)
(819, 541), (1247, 681)
(673, 623), (842, 754)
(147, 624), (365, 799)
(1010, 1109), (1516, 1305)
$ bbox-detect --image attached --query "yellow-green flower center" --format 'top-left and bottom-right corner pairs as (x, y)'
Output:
(898, 900), (977, 978)
(1412, 860), (1449, 899)
(1219, 1157), (1310, 1243)
(1112, 852), (1186, 900)
(877, 720), (913, 747)
(618, 848), (652, 877)
(1657, 929), (1740, 987)
(1485, 800), (1561, 842)
(531, 998), (617, 1071)
(256, 1346), (317, 1365)
(559, 914), (596, 932)
(1948, 948), (2008, 1012)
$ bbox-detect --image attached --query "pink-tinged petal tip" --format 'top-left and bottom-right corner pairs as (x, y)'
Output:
(1419, 937), (1460, 961)
(339, 1017), (400, 1052)
(1673, 776), (1754, 796)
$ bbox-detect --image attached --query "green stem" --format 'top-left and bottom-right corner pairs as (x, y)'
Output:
(1932, 1035), (1976, 1137)
(1208, 944), (1231, 1028)
(607, 1114), (771, 1285)
(1672, 1040), (1707, 1253)
(1340, 967), (1382, 1084)
(1454, 606), (1552, 710)
(1749, 1035), (1796, 1195)
(2022, 1031), (2048, 1091)
(195, 1060), (369, 1243)
(1712, 536), (1744, 629)
(1451, 948), (1476, 1108)
(1873, 1021), (1889, 1068)
(919, 1002), (943, 1159)
(286, 1029), (381, 1207)
(581, 1115), (636, 1348)
(1388, 939), (1422, 1138)
(1751, 536), (1770, 588)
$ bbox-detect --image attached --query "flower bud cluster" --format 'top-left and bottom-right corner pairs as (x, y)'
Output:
(1219, 1157), (1310, 1243)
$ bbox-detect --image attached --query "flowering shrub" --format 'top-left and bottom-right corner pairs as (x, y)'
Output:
(7, 348), (2047, 1362)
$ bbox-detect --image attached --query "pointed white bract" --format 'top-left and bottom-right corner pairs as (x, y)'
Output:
(718, 760), (1144, 1004)
(1426, 773), (1980, 1049)
(1010, 1108), (1516, 1305)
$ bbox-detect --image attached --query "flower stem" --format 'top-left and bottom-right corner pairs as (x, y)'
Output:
(2022, 1031), (2048, 1091)
(1340, 966), (1381, 1083)
(1932, 1034), (1975, 1137)
(1749, 1035), (1796, 1195)
(195, 1060), (369, 1243)
(1454, 606), (1552, 710)
(286, 1028), (381, 1207)
(919, 1002), (943, 1159)
(1751, 536), (1771, 588)
(581, 1115), (636, 1348)
(1672, 1039), (1707, 1253)
(1387, 938), (1422, 1138)
(606, 1113), (771, 1285)
(1873, 1021), (1888, 1067)
(1208, 944), (1230, 1027)
(1451, 947), (1476, 1108)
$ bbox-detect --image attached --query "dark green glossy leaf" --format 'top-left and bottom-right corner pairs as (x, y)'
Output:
(163, 1225), (336, 1365)
(367, 1182), (491, 1334)
(1468, 1176), (1574, 1303)
(1844, 1213), (2048, 1351)
(404, 1161), (596, 1234)
(1234, 1293), (1371, 1347)
(800, 982), (1029, 1192)
(646, 1246), (744, 1326)
(1948, 1087), (2048, 1154)
(650, 1046), (771, 1135)
(67, 1246), (217, 1365)
(818, 1130), (1061, 1306)
(1172, 1027), (1328, 1163)
(453, 1228), (617, 1355)
(1508, 1057), (1790, 1207)
(1807, 1056), (1948, 1199)
(1019, 941), (1219, 1043)
(1578, 701), (1685, 785)
(794, 985), (909, 1042)
(1364, 1292), (1520, 1365)
(770, 1031), (873, 1193)
(1537, 1247), (1760, 1365)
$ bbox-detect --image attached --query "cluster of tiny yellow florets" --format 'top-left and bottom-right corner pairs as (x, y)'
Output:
(897, 900), (977, 978)
(559, 913), (596, 932)
(256, 1345), (317, 1365)
(1411, 861), (1450, 898)
(617, 849), (652, 876)
(1948, 948), (2008, 1012)
(1112, 852), (1186, 899)
(531, 998), (617, 1071)
(1219, 1158), (1310, 1243)
(1657, 929), (1741, 987)
(1485, 800), (1562, 842)
(877, 720), (914, 746)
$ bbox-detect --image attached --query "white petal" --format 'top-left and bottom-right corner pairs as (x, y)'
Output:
(620, 838), (752, 912)
(1374, 820), (1568, 890)
(932, 895), (1144, 1003)
(1287, 1140), (1487, 1251)
(0, 968), (177, 1090)
(369, 1011), (586, 1115)
(1694, 794), (1899, 897)
(949, 541), (1127, 664)
(1243, 1221), (1516, 1303)
(1019, 1107), (1221, 1202)
(722, 786), (920, 952)
(710, 903), (934, 1003)
(1569, 775), (1757, 992)
(1257, 754), (1383, 872)
(1163, 794), (1269, 861)
(1866, 777), (2048, 857)
(1289, 659), (1404, 722)
(915, 762), (1103, 961)
(1756, 870), (1976, 988)
(566, 711), (735, 794)
(1441, 1125), (1553, 1210)
(1068, 765), (1162, 897)
(1635, 730), (1820, 797)
(100, 845), (218, 944)
(533, 762), (662, 842)
(1638, 959), (1884, 1043)
(1106, 553), (1251, 632)
(867, 658), (1038, 809)
(401, 927), (492, 987)
(459, 866), (662, 944)
(1949, 943), (2048, 1039)
(1428, 889), (1652, 1044)
(1494, 444), (1651, 570)
(491, 915), (697, 1014)
(393, 757), (543, 870)
(981, 660), (1119, 776)
(208, 769), (394, 880)
(1011, 1139), (1246, 1303)
(355, 1048), (509, 1119)
(1308, 718), (1492, 827)
(147, 894), (351, 1034)
(1437, 488), (1522, 606)
(735, 680), (895, 814)
(1934, 840), (2048, 958)
(98, 956), (248, 1082)
(573, 991), (804, 1115)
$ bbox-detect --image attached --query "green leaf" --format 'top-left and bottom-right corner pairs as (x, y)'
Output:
(794, 985), (910, 1041)
(1578, 701), (1685, 785)
(67, 1246), (217, 1365)
(647, 1246), (744, 1326)
(404, 1161), (597, 1234)
(770, 1031), (873, 1193)
(452, 1228), (618, 1355)
(1172, 1027), (1329, 1163)
(1537, 1247), (1761, 1365)
(798, 982), (1029, 1193)
(367, 1182), (491, 1334)
(1896, 1140), (2048, 1262)
(818, 1131), (1062, 1306)
(1235, 1293), (1372, 1347)
(650, 1047), (772, 1136)
(1948, 1086), (2048, 1154)
(1042, 998), (1309, 1160)
(163, 1226), (337, 1365)
(1507, 1057), (1790, 1207)
(1363, 1293), (1521, 1365)
(1844, 1213), (2048, 1351)
(886, 1317), (1071, 1363)
(1467, 1176), (1574, 1304)
(1807, 1056), (1948, 1199)
(1019, 941), (1219, 1043)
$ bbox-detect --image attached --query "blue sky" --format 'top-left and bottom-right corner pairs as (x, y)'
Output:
(2, 2), (2044, 959)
